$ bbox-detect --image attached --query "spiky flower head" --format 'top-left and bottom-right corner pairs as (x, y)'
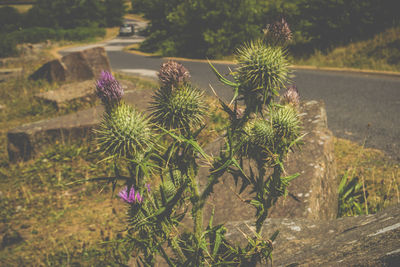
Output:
(241, 117), (275, 159)
(263, 18), (292, 44)
(95, 71), (124, 108)
(158, 60), (190, 89)
(270, 105), (301, 143)
(119, 186), (143, 204)
(96, 103), (153, 159)
(150, 83), (206, 131)
(281, 85), (300, 107)
(235, 40), (290, 109)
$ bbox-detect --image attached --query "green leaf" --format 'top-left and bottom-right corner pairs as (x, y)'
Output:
(208, 59), (239, 88)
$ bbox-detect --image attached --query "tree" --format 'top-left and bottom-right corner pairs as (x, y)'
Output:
(24, 0), (126, 29)
(132, 0), (266, 58)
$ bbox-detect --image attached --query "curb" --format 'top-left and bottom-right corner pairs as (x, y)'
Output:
(291, 65), (400, 78)
(124, 49), (400, 78)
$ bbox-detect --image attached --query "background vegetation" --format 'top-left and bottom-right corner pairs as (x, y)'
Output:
(131, 0), (399, 71)
(0, 0), (126, 58)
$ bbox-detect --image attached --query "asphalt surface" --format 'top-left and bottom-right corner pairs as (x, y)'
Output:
(62, 24), (400, 161)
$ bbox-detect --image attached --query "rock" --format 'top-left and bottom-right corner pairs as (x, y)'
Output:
(225, 203), (400, 266)
(7, 87), (154, 162)
(29, 47), (111, 83)
(1, 228), (23, 249)
(198, 100), (338, 224)
(0, 68), (22, 83)
(34, 79), (136, 110)
(35, 80), (96, 109)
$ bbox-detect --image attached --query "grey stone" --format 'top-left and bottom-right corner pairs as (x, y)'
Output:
(7, 86), (154, 162)
(0, 68), (22, 83)
(198, 100), (338, 224)
(29, 47), (111, 83)
(225, 203), (400, 266)
(34, 79), (136, 110)
(1, 228), (23, 249)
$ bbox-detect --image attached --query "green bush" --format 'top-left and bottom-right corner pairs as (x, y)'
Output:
(0, 27), (105, 58)
(7, 27), (105, 44)
(25, 0), (125, 29)
(133, 0), (264, 58)
(0, 34), (18, 58)
(0, 6), (23, 33)
(133, 0), (399, 58)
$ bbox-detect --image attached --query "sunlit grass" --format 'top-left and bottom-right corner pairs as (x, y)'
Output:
(8, 4), (33, 13)
(335, 137), (400, 217)
(293, 27), (400, 73)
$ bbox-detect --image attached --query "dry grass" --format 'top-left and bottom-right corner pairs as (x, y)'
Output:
(293, 27), (400, 73)
(8, 4), (32, 13)
(335, 137), (400, 215)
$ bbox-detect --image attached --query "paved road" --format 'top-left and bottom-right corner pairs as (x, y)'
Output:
(62, 22), (400, 161)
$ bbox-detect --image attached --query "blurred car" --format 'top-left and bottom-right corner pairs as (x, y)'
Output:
(119, 23), (135, 36)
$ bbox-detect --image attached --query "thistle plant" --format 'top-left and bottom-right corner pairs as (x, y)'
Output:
(90, 19), (302, 266)
(263, 17), (293, 47)
(95, 71), (124, 110)
(281, 84), (300, 107)
(158, 60), (190, 89)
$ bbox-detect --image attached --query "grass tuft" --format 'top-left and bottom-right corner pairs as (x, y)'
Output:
(293, 27), (400, 72)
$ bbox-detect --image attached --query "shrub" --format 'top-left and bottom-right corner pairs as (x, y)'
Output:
(0, 34), (18, 58)
(0, 6), (22, 33)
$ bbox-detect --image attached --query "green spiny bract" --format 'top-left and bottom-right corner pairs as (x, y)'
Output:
(241, 117), (275, 160)
(235, 39), (290, 109)
(150, 84), (206, 131)
(240, 105), (301, 160)
(270, 105), (301, 146)
(96, 102), (154, 159)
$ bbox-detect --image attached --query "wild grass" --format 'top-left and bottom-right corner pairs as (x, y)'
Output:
(0, 71), (159, 265)
(7, 5), (32, 13)
(292, 27), (400, 73)
(335, 137), (399, 217)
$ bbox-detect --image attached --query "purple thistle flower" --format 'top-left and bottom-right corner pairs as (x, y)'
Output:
(95, 71), (124, 106)
(145, 183), (151, 193)
(135, 191), (143, 203)
(281, 85), (300, 107)
(158, 60), (190, 88)
(119, 186), (143, 204)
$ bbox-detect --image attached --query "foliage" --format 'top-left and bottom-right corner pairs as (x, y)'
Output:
(91, 23), (302, 264)
(0, 27), (105, 58)
(338, 171), (366, 217)
(132, 0), (265, 58)
(0, 6), (23, 33)
(334, 137), (400, 217)
(0, 34), (18, 58)
(293, 27), (400, 72)
(133, 0), (399, 58)
(25, 0), (126, 29)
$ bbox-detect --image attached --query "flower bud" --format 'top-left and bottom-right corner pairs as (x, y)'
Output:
(158, 60), (190, 88)
(119, 186), (143, 204)
(281, 85), (300, 107)
(264, 18), (292, 44)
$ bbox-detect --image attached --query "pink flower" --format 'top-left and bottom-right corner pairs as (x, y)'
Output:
(95, 71), (124, 106)
(281, 85), (300, 106)
(119, 186), (143, 204)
